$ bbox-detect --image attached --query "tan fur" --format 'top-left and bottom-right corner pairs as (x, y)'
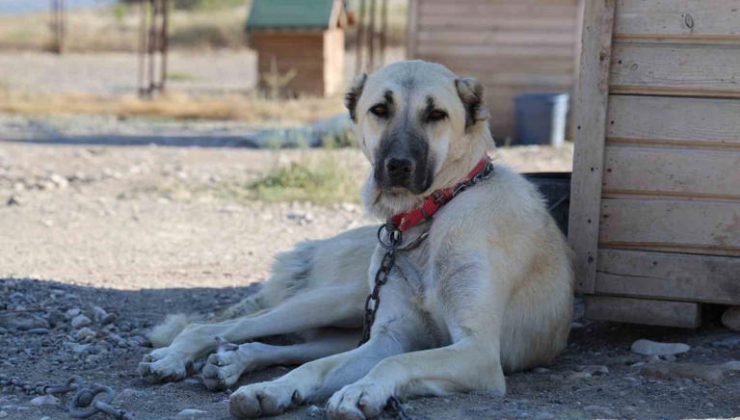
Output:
(139, 60), (574, 419)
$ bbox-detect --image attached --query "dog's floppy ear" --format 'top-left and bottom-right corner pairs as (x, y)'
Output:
(455, 77), (489, 129)
(345, 73), (367, 122)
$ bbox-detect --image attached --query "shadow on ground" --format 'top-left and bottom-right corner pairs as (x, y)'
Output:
(1, 277), (739, 420)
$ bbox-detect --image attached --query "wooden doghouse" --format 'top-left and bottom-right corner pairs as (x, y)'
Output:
(569, 0), (740, 328)
(406, 0), (583, 140)
(246, 0), (345, 97)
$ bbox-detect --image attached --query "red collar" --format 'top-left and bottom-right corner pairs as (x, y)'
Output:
(389, 157), (493, 232)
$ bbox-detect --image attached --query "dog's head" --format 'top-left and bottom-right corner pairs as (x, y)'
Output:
(346, 61), (491, 213)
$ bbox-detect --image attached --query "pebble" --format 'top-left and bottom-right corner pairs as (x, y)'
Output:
(177, 408), (207, 417)
(584, 405), (618, 418)
(711, 336), (740, 348)
(91, 306), (108, 322)
(566, 371), (592, 381)
(65, 308), (81, 319)
(722, 360), (740, 371)
(577, 365), (609, 376)
(6, 195), (21, 206)
(0, 410), (7, 418)
(71, 314), (92, 329)
(721, 306), (740, 331)
(533, 367), (550, 373)
(631, 339), (690, 356)
(305, 405), (324, 417)
(75, 327), (96, 341)
(0, 313), (49, 331)
(30, 395), (59, 406)
(26, 328), (50, 335)
(640, 362), (726, 383)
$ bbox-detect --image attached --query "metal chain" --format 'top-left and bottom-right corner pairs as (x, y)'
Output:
(0, 374), (133, 419)
(357, 163), (494, 420)
(358, 223), (402, 345)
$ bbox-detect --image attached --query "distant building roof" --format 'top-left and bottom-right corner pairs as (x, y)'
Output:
(246, 0), (341, 31)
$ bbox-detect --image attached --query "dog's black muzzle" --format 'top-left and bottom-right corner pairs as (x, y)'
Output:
(374, 132), (433, 194)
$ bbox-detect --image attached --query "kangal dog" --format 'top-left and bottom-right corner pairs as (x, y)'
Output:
(139, 60), (574, 419)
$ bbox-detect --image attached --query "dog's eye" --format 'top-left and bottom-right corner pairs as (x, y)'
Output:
(427, 109), (448, 123)
(369, 104), (389, 118)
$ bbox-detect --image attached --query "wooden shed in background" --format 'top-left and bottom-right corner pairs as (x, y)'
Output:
(246, 0), (345, 97)
(569, 0), (740, 328)
(406, 0), (583, 140)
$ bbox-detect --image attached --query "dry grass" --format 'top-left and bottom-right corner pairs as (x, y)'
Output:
(0, 4), (248, 52)
(0, 1), (408, 53)
(0, 90), (345, 125)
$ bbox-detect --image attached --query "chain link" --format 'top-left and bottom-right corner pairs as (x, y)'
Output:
(0, 374), (132, 419)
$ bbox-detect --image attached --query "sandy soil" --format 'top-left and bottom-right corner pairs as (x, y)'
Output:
(1, 115), (739, 420)
(0, 49), (406, 96)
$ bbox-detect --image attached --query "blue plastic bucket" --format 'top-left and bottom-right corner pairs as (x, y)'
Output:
(514, 93), (569, 146)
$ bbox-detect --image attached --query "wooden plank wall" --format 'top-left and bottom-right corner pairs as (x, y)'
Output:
(572, 0), (740, 324)
(407, 0), (582, 140)
(253, 32), (327, 96)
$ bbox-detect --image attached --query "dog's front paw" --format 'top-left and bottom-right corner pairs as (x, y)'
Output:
(229, 381), (301, 418)
(137, 347), (191, 383)
(326, 382), (392, 420)
(202, 343), (256, 391)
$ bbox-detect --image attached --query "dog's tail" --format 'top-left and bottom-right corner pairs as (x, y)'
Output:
(147, 314), (194, 348)
(146, 297), (265, 348)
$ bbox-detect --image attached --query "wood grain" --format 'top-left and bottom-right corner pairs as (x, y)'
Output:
(603, 146), (740, 199)
(585, 295), (701, 328)
(610, 42), (740, 97)
(595, 249), (740, 305)
(615, 0), (740, 37)
(607, 95), (740, 149)
(599, 198), (740, 255)
(568, 0), (616, 293)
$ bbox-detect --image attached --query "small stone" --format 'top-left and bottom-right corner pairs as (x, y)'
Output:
(75, 327), (96, 340)
(640, 362), (726, 383)
(30, 395), (59, 406)
(305, 405), (323, 418)
(533, 367), (550, 373)
(177, 408), (208, 417)
(0, 410), (7, 418)
(91, 306), (108, 322)
(631, 339), (690, 356)
(584, 405), (618, 418)
(722, 360), (740, 371)
(27, 328), (49, 335)
(570, 321), (584, 329)
(721, 306), (740, 331)
(49, 173), (68, 188)
(100, 313), (117, 325)
(566, 371), (592, 381)
(578, 365), (609, 375)
(0, 313), (49, 331)
(65, 308), (81, 319)
(6, 195), (21, 206)
(711, 336), (740, 348)
(71, 314), (92, 329)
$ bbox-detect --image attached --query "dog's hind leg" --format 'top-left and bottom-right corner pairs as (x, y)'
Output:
(201, 328), (360, 391)
(138, 285), (365, 383)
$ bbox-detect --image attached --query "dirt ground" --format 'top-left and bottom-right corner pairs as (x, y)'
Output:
(1, 115), (739, 420)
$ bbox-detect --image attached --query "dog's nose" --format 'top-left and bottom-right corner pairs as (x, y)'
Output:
(385, 157), (415, 178)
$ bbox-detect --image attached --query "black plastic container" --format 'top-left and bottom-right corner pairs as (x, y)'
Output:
(523, 172), (571, 235)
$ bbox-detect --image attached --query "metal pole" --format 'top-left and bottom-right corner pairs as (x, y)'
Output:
(138, 0), (147, 95)
(367, 0), (376, 71)
(355, 0), (366, 74)
(159, 0), (169, 92)
(148, 0), (157, 95)
(379, 0), (387, 66)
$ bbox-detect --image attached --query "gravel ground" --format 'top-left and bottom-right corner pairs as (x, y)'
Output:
(1, 114), (739, 420)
